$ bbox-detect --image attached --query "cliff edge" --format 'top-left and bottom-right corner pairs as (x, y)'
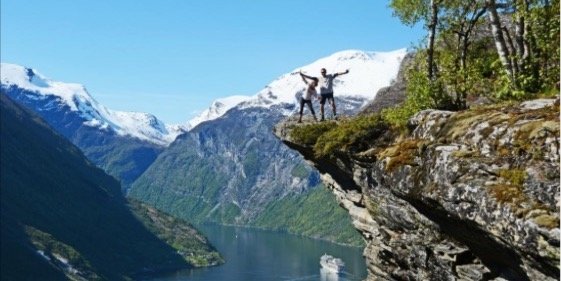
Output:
(274, 99), (560, 280)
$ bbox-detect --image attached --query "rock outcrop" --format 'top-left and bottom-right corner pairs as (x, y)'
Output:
(274, 99), (560, 280)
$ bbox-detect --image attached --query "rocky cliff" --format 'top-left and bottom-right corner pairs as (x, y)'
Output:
(274, 99), (560, 280)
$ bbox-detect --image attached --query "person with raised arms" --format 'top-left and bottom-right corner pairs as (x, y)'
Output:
(300, 68), (349, 121)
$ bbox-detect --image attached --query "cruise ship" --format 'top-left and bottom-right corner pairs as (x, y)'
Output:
(320, 254), (345, 273)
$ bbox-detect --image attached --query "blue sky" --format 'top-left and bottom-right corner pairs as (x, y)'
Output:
(1, 0), (423, 124)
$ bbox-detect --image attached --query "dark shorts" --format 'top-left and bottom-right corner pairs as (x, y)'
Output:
(320, 93), (334, 105)
(299, 98), (315, 114)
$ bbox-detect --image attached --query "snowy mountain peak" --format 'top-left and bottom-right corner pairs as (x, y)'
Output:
(1, 63), (184, 146)
(189, 48), (407, 127)
(188, 95), (251, 128)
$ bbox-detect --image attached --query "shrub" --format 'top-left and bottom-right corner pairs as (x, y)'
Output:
(313, 115), (387, 157)
(290, 122), (334, 145)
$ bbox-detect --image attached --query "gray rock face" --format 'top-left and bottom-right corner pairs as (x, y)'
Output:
(274, 100), (560, 280)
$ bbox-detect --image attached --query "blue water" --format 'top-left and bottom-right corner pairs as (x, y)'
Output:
(150, 224), (367, 281)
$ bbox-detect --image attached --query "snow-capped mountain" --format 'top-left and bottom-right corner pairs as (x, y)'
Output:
(188, 48), (406, 128)
(188, 95), (252, 128)
(130, 48), (410, 237)
(0, 63), (185, 146)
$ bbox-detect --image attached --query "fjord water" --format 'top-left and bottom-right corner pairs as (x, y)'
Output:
(150, 224), (367, 281)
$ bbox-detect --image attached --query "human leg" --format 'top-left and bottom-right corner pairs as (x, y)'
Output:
(298, 99), (305, 122)
(320, 94), (327, 121)
(306, 101), (317, 121)
(330, 97), (337, 119)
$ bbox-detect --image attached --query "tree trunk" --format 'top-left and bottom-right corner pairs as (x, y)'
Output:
(515, 0), (526, 60)
(503, 26), (520, 77)
(427, 0), (439, 81)
(486, 0), (514, 81)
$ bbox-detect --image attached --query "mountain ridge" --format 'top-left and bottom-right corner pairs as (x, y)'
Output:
(188, 48), (406, 128)
(129, 48), (407, 245)
(0, 94), (190, 280)
(1, 62), (185, 146)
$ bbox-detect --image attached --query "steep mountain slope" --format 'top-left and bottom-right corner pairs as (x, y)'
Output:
(130, 49), (406, 245)
(0, 94), (204, 280)
(0, 63), (186, 188)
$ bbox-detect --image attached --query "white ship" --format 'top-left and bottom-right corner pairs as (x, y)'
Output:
(320, 254), (345, 273)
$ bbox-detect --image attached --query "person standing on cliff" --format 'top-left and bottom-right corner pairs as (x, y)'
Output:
(300, 68), (349, 121)
(298, 71), (319, 123)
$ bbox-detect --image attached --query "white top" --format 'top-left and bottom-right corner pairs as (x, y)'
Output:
(303, 83), (318, 100)
(318, 74), (336, 94)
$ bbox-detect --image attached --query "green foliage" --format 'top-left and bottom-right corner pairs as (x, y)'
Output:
(128, 200), (224, 267)
(389, 0), (430, 26)
(210, 202), (242, 223)
(515, 0), (560, 93)
(0, 95), (190, 280)
(388, 0), (559, 119)
(290, 122), (334, 145)
(313, 115), (387, 157)
(1, 215), (68, 281)
(493, 64), (529, 100)
(252, 185), (364, 247)
(381, 57), (437, 129)
(24, 226), (100, 280)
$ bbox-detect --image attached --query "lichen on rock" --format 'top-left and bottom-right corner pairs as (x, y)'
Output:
(274, 99), (560, 281)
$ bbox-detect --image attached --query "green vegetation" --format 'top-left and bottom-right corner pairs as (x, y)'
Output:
(0, 94), (192, 280)
(129, 150), (231, 224)
(24, 226), (100, 280)
(252, 185), (364, 247)
(290, 122), (335, 145)
(128, 200), (223, 267)
(489, 168), (528, 204)
(499, 169), (527, 187)
(384, 0), (560, 128)
(82, 140), (162, 191)
(291, 115), (389, 158)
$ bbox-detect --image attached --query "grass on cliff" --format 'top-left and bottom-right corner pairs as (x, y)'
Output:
(290, 114), (389, 157)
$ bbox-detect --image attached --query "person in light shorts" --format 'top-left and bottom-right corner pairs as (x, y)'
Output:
(298, 71), (319, 123)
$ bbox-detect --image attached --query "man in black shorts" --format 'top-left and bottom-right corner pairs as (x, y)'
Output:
(301, 68), (349, 120)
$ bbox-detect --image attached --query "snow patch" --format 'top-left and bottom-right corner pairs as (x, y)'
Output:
(189, 48), (407, 127)
(1, 63), (184, 146)
(188, 95), (252, 128)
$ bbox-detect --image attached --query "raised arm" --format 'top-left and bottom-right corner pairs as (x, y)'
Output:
(333, 69), (350, 78)
(299, 72), (309, 84)
(299, 71), (315, 80)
